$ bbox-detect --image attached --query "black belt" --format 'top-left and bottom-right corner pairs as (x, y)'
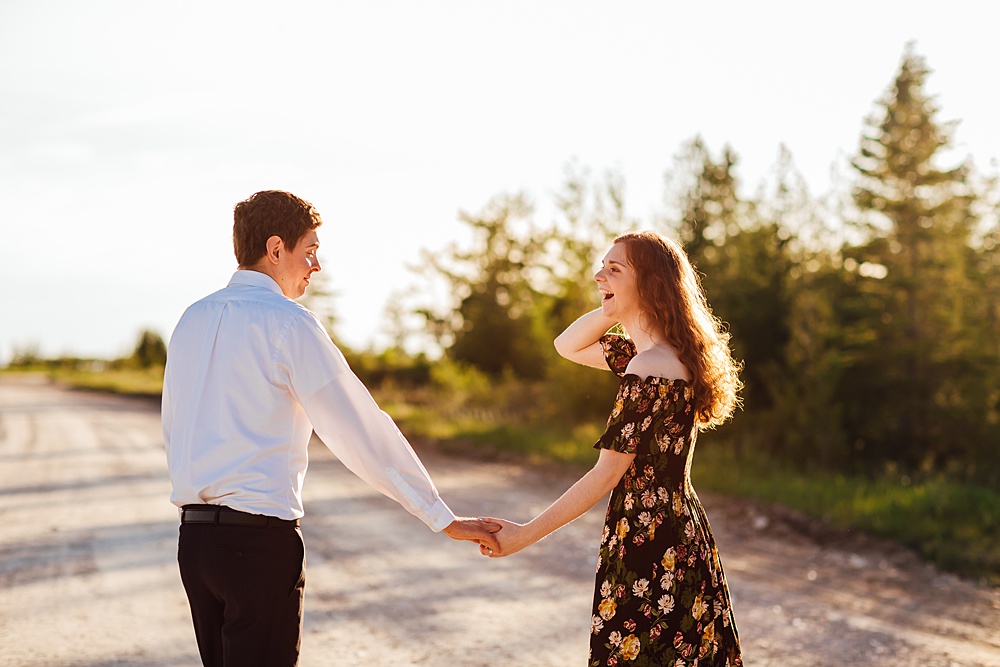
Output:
(181, 504), (300, 529)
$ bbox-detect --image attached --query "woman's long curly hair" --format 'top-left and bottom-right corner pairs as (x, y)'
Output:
(615, 231), (742, 428)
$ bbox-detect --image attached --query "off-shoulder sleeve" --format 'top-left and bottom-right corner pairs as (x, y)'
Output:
(596, 380), (651, 454)
(600, 334), (636, 377)
(595, 379), (694, 455)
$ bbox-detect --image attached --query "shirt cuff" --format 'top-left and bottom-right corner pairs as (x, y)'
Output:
(424, 498), (458, 532)
(385, 466), (457, 531)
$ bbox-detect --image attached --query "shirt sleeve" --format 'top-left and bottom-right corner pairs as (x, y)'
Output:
(287, 316), (456, 532)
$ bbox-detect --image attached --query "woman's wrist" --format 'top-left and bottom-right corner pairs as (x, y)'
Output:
(521, 518), (545, 547)
(590, 310), (618, 332)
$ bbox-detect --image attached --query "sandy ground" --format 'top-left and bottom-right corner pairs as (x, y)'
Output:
(1, 375), (999, 667)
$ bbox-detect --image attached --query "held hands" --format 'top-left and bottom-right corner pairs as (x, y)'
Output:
(477, 517), (534, 558)
(443, 517), (503, 554)
(443, 516), (537, 558)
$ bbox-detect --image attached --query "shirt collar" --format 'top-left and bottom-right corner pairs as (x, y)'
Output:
(228, 269), (284, 295)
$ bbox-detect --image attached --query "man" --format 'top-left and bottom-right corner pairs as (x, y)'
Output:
(162, 190), (500, 667)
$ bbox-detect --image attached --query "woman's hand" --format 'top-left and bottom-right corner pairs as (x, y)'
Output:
(477, 518), (535, 557)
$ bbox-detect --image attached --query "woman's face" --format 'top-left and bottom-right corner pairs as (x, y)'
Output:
(595, 242), (639, 320)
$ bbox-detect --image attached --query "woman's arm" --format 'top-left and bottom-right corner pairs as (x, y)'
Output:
(483, 448), (635, 557)
(553, 308), (618, 369)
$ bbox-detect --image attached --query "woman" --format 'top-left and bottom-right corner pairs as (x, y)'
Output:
(485, 231), (743, 666)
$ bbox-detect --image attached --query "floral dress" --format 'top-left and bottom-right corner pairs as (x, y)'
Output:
(589, 335), (742, 667)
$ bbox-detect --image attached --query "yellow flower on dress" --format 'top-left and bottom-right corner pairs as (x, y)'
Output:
(702, 622), (716, 646)
(616, 517), (630, 540)
(620, 634), (641, 660)
(691, 593), (708, 620)
(662, 547), (676, 570)
(599, 597), (617, 620)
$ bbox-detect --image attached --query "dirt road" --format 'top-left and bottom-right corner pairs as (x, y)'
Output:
(1, 375), (998, 666)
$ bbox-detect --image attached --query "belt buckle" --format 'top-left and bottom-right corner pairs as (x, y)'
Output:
(182, 505), (221, 524)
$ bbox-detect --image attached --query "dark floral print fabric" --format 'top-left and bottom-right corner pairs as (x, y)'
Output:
(589, 334), (742, 667)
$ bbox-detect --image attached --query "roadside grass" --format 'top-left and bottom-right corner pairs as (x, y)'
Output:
(12, 366), (996, 585)
(691, 443), (1000, 586)
(57, 367), (165, 397)
(1, 366), (164, 398)
(383, 397), (606, 468)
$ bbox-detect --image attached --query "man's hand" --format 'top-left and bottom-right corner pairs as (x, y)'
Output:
(443, 517), (502, 554)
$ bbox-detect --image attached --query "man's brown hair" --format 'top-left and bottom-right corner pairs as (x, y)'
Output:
(233, 190), (323, 266)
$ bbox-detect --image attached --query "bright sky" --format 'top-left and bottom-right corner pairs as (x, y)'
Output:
(2, 1), (998, 364)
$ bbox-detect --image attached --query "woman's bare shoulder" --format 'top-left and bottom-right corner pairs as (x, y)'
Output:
(625, 347), (692, 382)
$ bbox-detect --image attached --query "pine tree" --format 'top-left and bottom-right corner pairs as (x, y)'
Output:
(751, 147), (847, 466)
(845, 46), (980, 470)
(663, 138), (791, 417)
(668, 136), (742, 265)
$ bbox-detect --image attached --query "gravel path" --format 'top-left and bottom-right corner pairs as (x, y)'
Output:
(1, 375), (998, 666)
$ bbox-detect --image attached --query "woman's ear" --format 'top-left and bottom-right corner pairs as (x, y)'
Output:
(265, 235), (284, 264)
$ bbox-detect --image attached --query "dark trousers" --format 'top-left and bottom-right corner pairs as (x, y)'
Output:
(178, 515), (306, 667)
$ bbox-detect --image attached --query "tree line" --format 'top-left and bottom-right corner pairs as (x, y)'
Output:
(11, 47), (992, 488)
(360, 46), (999, 487)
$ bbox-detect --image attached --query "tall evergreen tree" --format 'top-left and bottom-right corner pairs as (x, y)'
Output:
(844, 46), (980, 469)
(967, 173), (1000, 483)
(669, 136), (742, 264)
(752, 148), (847, 466)
(663, 138), (790, 417)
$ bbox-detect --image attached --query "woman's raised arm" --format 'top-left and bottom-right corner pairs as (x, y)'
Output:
(553, 308), (618, 369)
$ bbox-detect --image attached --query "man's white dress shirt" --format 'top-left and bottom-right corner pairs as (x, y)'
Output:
(162, 270), (456, 530)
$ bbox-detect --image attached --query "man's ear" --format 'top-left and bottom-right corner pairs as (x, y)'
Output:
(264, 235), (284, 264)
